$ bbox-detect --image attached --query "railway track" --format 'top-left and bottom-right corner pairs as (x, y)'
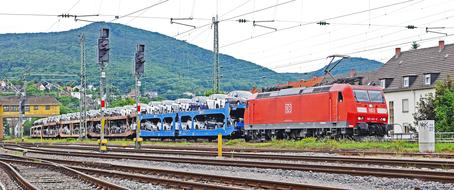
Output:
(0, 155), (127, 190)
(4, 145), (454, 183)
(13, 142), (454, 159)
(0, 160), (38, 190)
(10, 143), (454, 169)
(0, 153), (340, 190)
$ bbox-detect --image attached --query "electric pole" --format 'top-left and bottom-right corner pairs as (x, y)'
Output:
(98, 28), (109, 152)
(79, 33), (88, 139)
(134, 44), (145, 149)
(212, 15), (220, 93)
(18, 81), (26, 142)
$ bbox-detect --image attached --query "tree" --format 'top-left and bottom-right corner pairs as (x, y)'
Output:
(410, 41), (420, 50)
(110, 98), (135, 107)
(413, 93), (436, 126)
(413, 76), (454, 132)
(434, 76), (454, 132)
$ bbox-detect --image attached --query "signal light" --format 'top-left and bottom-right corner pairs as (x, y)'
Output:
(238, 19), (247, 23)
(134, 44), (145, 76)
(98, 28), (109, 63)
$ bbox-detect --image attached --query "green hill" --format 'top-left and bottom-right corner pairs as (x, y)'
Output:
(0, 22), (383, 98)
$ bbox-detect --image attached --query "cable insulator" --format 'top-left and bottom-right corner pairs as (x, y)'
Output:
(406, 25), (417, 29)
(317, 21), (329, 26)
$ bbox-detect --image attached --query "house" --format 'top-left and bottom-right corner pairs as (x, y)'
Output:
(370, 40), (453, 133)
(0, 96), (61, 139)
(144, 91), (159, 99)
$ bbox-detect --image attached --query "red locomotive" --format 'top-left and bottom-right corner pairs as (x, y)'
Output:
(244, 84), (388, 141)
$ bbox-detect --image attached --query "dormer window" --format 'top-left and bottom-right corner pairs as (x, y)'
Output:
(403, 77), (409, 87)
(379, 78), (393, 89)
(380, 79), (386, 88)
(424, 74), (431, 85)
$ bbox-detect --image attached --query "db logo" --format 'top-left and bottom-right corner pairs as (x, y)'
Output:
(285, 103), (292, 114)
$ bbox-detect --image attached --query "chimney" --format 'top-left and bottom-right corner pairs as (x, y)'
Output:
(439, 40), (445, 51)
(395, 47), (401, 58)
(349, 69), (357, 78)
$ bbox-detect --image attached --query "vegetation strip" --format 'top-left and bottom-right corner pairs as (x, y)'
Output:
(5, 145), (454, 183)
(13, 140), (454, 157)
(21, 143), (454, 169)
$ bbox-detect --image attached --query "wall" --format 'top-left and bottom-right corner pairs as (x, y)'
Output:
(0, 104), (60, 140)
(0, 105), (60, 117)
(384, 88), (435, 133)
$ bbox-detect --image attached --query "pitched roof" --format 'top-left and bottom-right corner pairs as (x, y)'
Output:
(372, 42), (454, 92)
(0, 96), (60, 105)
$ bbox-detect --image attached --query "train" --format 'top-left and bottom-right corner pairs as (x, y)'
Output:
(31, 84), (389, 141)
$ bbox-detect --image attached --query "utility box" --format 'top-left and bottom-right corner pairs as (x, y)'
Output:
(418, 120), (435, 153)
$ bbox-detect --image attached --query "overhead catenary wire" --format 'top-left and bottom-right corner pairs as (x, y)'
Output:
(262, 10), (454, 66)
(110, 0), (169, 22)
(221, 0), (419, 48)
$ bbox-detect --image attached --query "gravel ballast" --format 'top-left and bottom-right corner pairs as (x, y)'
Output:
(22, 152), (454, 190)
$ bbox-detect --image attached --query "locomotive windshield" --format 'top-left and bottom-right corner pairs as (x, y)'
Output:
(353, 90), (384, 103)
(368, 90), (384, 102)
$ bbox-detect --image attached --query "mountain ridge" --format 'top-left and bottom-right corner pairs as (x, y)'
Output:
(0, 22), (383, 98)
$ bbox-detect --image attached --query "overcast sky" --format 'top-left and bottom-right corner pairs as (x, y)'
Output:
(1, 0), (454, 73)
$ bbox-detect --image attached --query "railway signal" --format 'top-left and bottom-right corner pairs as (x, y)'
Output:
(134, 44), (145, 76)
(134, 44), (145, 149)
(98, 28), (109, 152)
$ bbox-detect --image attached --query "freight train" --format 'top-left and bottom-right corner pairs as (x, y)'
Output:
(30, 84), (389, 140)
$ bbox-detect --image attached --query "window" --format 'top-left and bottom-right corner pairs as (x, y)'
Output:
(12, 105), (18, 112)
(353, 90), (370, 102)
(338, 92), (343, 102)
(389, 101), (394, 124)
(424, 74), (431, 85)
(34, 105), (39, 110)
(25, 105), (30, 112)
(380, 79), (386, 88)
(402, 99), (409, 113)
(403, 77), (409, 87)
(368, 91), (384, 103)
(45, 105), (51, 110)
(3, 105), (9, 112)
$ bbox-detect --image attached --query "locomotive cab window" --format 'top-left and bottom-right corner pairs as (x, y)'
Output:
(338, 92), (343, 102)
(353, 90), (369, 102)
(368, 91), (384, 103)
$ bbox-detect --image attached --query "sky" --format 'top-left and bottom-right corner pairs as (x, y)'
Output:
(1, 0), (454, 73)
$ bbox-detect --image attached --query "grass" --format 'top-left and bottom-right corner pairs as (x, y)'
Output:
(3, 137), (454, 153)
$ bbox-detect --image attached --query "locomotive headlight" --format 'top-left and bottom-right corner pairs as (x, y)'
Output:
(357, 116), (364, 121)
(380, 117), (387, 122)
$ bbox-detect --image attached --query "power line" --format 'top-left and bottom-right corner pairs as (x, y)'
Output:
(221, 0), (418, 48)
(111, 0), (169, 22)
(174, 0), (297, 38)
(263, 10), (454, 66)
(220, 0), (296, 22)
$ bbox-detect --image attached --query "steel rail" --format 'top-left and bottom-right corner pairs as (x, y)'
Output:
(14, 143), (454, 169)
(0, 160), (38, 190)
(0, 157), (128, 190)
(0, 154), (338, 190)
(5, 146), (454, 183)
(13, 154), (342, 190)
(13, 142), (454, 159)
